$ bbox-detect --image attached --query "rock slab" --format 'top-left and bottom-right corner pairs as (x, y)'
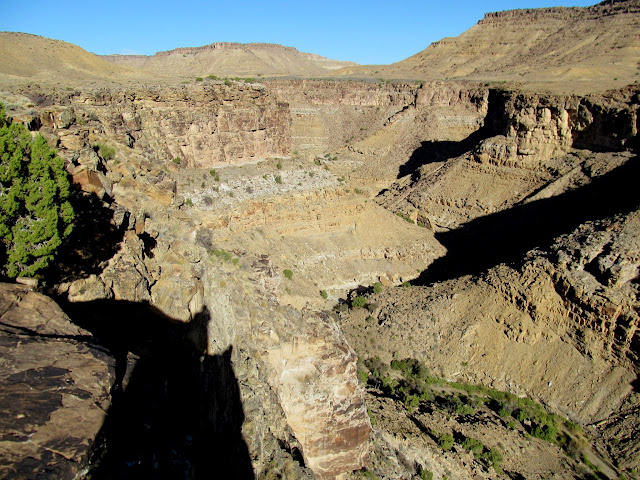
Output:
(0, 283), (116, 479)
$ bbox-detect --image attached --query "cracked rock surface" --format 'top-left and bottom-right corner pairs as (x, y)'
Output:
(0, 283), (116, 479)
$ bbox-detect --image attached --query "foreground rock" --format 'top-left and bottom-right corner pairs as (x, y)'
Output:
(0, 283), (116, 479)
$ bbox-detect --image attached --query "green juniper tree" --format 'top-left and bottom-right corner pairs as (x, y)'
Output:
(0, 104), (74, 278)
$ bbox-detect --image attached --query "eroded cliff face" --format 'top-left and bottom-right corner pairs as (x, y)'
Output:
(340, 84), (640, 479)
(269, 80), (489, 188)
(33, 82), (291, 169)
(476, 88), (639, 167)
(267, 79), (421, 160)
(379, 86), (640, 232)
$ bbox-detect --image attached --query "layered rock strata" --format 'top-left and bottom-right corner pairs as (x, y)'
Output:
(379, 86), (640, 232)
(24, 82), (291, 169)
(269, 80), (489, 180)
(3, 81), (376, 478)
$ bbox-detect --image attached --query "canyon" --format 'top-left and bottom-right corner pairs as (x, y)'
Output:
(0, 1), (639, 479)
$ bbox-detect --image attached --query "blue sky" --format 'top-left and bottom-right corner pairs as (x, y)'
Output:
(1, 0), (597, 65)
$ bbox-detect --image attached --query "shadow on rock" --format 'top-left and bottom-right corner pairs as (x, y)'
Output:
(48, 188), (126, 283)
(61, 300), (255, 480)
(398, 89), (506, 180)
(398, 127), (492, 180)
(415, 155), (640, 284)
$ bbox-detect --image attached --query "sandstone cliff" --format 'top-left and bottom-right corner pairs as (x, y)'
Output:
(379, 86), (640, 234)
(46, 82), (290, 168)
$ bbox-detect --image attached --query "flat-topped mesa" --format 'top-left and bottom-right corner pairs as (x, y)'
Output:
(102, 41), (357, 78)
(594, 0), (640, 12)
(480, 7), (583, 22)
(156, 42), (306, 57)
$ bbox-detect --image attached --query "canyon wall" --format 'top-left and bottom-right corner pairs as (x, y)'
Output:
(380, 86), (640, 231)
(4, 77), (638, 478)
(33, 83), (291, 169)
(477, 88), (639, 167)
(268, 80), (488, 168)
(7, 81), (379, 479)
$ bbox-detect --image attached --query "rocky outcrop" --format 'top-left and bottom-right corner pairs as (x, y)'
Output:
(79, 84), (291, 168)
(203, 248), (373, 478)
(481, 0), (640, 22)
(266, 80), (489, 186)
(19, 82), (291, 170)
(266, 80), (422, 159)
(0, 79), (378, 478)
(379, 86), (640, 232)
(228, 283), (372, 478)
(476, 87), (640, 167)
(0, 283), (116, 479)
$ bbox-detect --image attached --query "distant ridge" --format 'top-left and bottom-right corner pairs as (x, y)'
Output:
(0, 32), (144, 84)
(335, 0), (640, 93)
(103, 42), (358, 78)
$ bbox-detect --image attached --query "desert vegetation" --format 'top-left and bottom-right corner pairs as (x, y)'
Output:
(0, 103), (74, 278)
(356, 353), (619, 479)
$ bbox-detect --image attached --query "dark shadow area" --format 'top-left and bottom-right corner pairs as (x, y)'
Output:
(138, 232), (157, 259)
(60, 300), (254, 479)
(397, 89), (507, 180)
(398, 128), (491, 180)
(47, 188), (126, 282)
(415, 155), (640, 285)
(504, 472), (526, 480)
(571, 100), (639, 153)
(408, 415), (437, 442)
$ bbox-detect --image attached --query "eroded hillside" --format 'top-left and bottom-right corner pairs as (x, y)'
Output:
(338, 85), (640, 479)
(103, 42), (358, 78)
(337, 0), (640, 94)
